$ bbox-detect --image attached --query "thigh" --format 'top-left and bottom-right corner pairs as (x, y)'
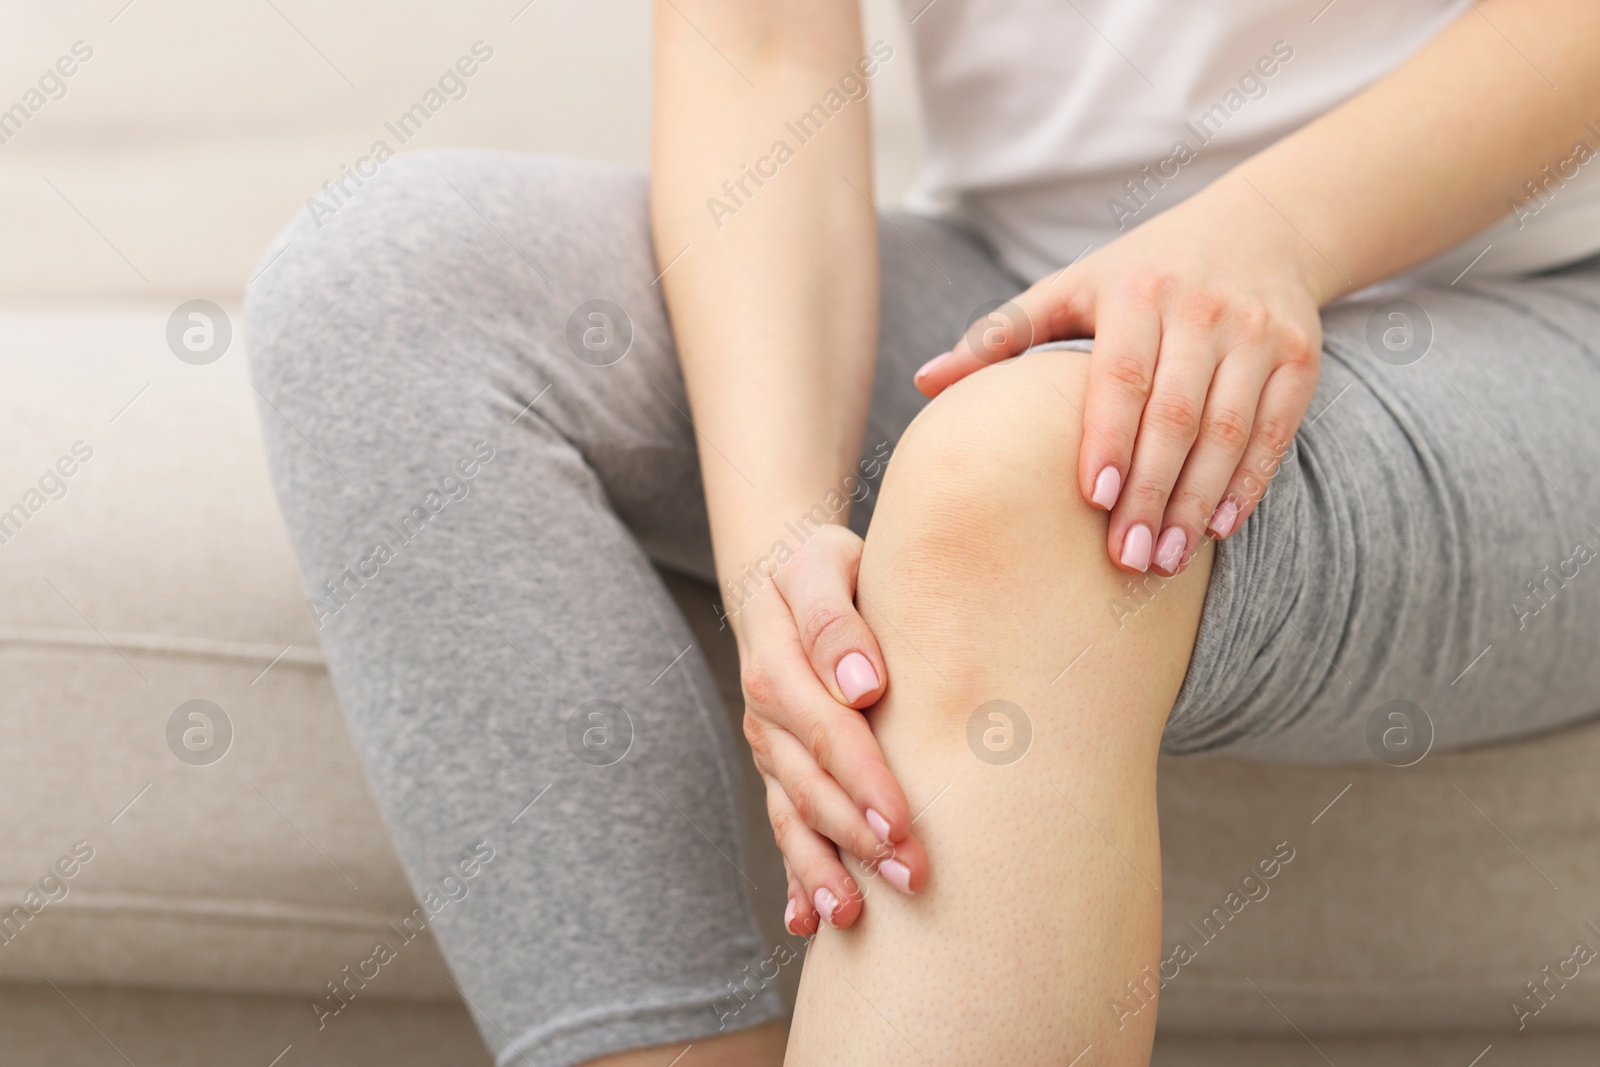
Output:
(1164, 258), (1600, 760)
(253, 149), (1018, 576)
(250, 149), (801, 1061)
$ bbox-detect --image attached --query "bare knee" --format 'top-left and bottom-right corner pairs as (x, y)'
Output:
(859, 351), (1210, 742)
(863, 351), (1116, 635)
(891, 351), (1092, 521)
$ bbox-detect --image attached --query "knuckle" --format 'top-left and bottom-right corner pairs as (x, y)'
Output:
(787, 776), (819, 825)
(1200, 406), (1252, 452)
(769, 805), (798, 845)
(740, 657), (779, 709)
(1128, 478), (1171, 510)
(802, 717), (835, 768)
(1278, 325), (1321, 367)
(1252, 416), (1296, 457)
(1177, 288), (1228, 328)
(799, 602), (852, 654)
(1144, 392), (1201, 440)
(1103, 352), (1153, 399)
(742, 713), (770, 759)
(1232, 304), (1271, 345)
(1166, 484), (1213, 521)
(1050, 286), (1094, 335)
(1126, 270), (1173, 305)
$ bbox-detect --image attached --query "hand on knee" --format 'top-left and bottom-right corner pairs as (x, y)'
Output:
(856, 351), (1213, 749)
(734, 524), (930, 935)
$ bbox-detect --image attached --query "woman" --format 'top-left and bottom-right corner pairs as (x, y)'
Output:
(247, 0), (1600, 1064)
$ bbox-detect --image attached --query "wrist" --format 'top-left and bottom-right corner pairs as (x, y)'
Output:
(711, 488), (872, 633)
(716, 504), (849, 596)
(1188, 172), (1351, 307)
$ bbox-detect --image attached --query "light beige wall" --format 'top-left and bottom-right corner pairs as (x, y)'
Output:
(1, 0), (923, 302)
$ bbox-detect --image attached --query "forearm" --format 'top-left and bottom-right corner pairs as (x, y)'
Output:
(1208, 0), (1600, 303)
(650, 1), (877, 631)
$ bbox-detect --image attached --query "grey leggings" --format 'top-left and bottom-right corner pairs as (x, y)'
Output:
(246, 148), (1600, 1067)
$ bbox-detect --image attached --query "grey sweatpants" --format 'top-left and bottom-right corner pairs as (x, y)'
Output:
(246, 148), (1600, 1067)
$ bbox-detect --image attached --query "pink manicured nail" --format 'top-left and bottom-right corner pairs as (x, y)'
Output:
(1155, 527), (1187, 573)
(865, 807), (893, 843)
(784, 897), (798, 934)
(836, 652), (879, 703)
(1091, 466), (1122, 510)
(878, 858), (913, 894)
(1120, 523), (1153, 571)
(814, 887), (839, 926)
(1208, 499), (1239, 538)
(914, 351), (952, 381)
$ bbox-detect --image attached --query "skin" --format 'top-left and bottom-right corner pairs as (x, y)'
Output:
(649, 0), (925, 945)
(581, 1), (1600, 1063)
(786, 345), (1210, 1066)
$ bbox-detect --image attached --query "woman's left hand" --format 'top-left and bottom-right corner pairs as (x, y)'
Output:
(913, 178), (1328, 577)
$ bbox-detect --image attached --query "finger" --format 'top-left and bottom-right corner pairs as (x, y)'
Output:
(764, 728), (925, 892)
(1076, 294), (1162, 517)
(1157, 352), (1270, 573)
(742, 592), (916, 847)
(770, 531), (887, 710)
(785, 869), (817, 936)
(764, 728), (898, 867)
(1107, 326), (1218, 573)
(766, 775), (863, 929)
(1210, 363), (1319, 537)
(912, 278), (1087, 397)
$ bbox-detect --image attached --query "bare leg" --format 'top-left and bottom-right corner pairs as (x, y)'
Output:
(786, 351), (1213, 1066)
(579, 1021), (787, 1067)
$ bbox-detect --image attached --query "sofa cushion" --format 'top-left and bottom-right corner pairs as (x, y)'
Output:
(0, 980), (490, 1067)
(0, 308), (452, 999)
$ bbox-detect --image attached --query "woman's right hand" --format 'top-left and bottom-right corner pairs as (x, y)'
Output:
(734, 523), (927, 934)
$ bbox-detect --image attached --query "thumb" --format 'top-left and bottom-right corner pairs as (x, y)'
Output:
(771, 531), (887, 710)
(913, 287), (1066, 398)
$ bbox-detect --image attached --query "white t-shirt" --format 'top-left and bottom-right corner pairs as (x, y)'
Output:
(900, 0), (1600, 286)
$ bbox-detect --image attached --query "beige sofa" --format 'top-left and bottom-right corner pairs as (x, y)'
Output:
(5, 1), (1599, 1064)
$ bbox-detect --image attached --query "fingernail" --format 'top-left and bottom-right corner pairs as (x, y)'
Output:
(1155, 527), (1187, 573)
(836, 652), (879, 703)
(1120, 523), (1153, 571)
(914, 351), (952, 381)
(1208, 499), (1239, 539)
(865, 807), (893, 843)
(784, 897), (798, 934)
(878, 858), (913, 894)
(1091, 466), (1122, 510)
(814, 887), (839, 926)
